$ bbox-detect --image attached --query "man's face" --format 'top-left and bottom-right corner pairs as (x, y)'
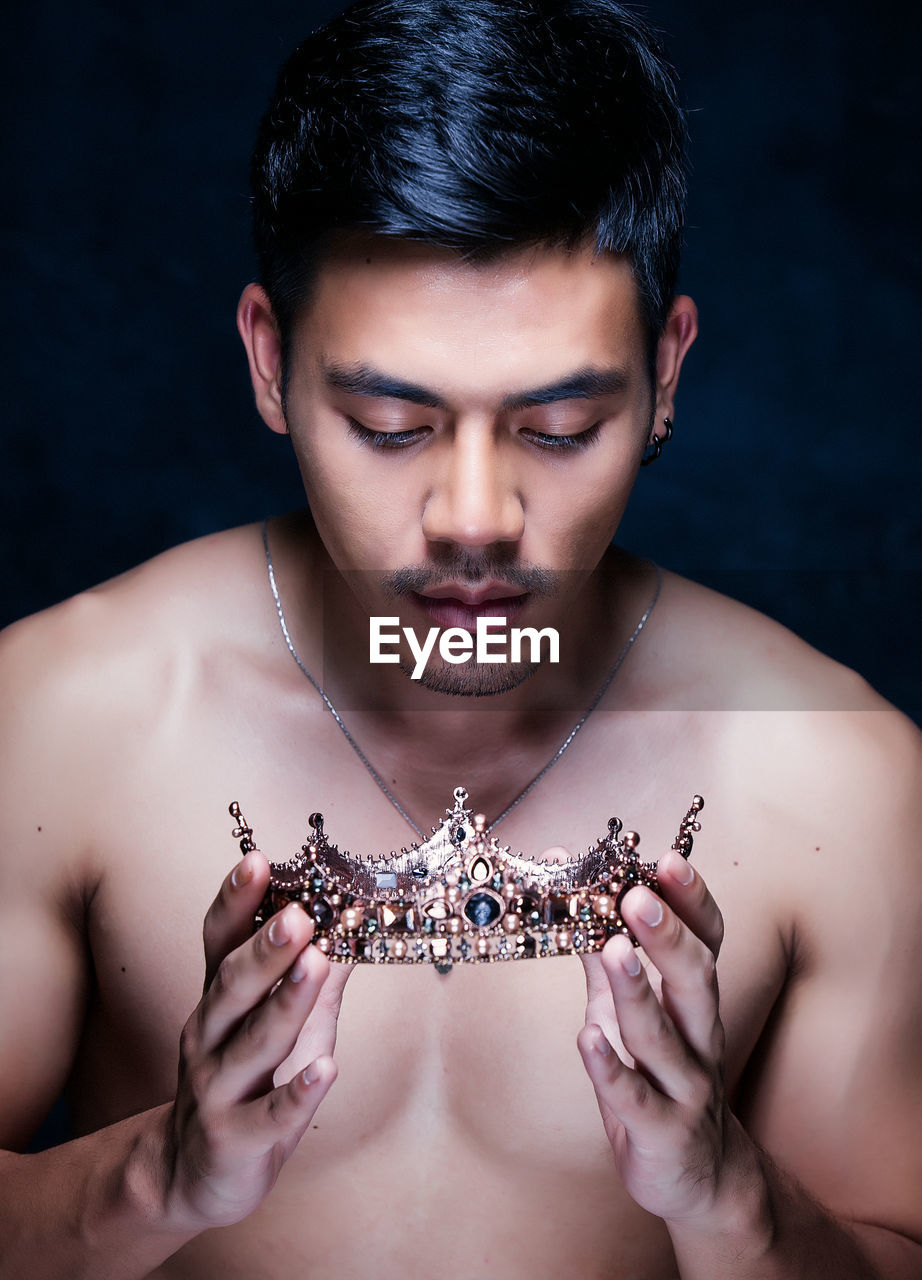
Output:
(271, 240), (680, 695)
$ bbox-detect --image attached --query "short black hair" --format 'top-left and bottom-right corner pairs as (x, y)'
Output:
(251, 0), (687, 372)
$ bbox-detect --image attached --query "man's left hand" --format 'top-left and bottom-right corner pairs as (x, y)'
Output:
(578, 850), (752, 1227)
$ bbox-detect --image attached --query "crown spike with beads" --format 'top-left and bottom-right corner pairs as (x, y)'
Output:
(228, 787), (703, 973)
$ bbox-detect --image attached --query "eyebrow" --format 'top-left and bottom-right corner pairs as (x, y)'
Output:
(322, 362), (630, 412)
(501, 368), (629, 410)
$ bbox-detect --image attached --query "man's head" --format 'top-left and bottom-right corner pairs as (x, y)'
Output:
(250, 0), (688, 391)
(238, 0), (698, 697)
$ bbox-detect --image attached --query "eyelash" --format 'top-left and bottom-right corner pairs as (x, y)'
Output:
(347, 419), (425, 450)
(347, 419), (603, 453)
(523, 422), (603, 452)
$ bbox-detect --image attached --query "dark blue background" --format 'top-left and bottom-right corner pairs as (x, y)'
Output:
(2, 0), (919, 1153)
(3, 2), (920, 718)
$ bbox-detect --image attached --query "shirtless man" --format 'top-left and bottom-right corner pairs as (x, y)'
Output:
(1, 1), (920, 1276)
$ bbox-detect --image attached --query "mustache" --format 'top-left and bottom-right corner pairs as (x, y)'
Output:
(381, 557), (559, 599)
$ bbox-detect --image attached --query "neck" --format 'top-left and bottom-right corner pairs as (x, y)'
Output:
(264, 512), (658, 828)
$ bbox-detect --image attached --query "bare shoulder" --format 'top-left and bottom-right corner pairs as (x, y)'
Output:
(655, 565), (922, 814)
(649, 568), (891, 716)
(0, 522), (269, 883)
(656, 571), (920, 967)
(1, 521), (267, 693)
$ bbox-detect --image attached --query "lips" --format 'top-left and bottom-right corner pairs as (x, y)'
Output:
(411, 590), (528, 631)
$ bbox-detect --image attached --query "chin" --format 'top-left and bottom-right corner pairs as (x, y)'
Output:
(399, 659), (541, 698)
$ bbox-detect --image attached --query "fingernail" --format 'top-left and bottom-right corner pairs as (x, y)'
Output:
(268, 914), (291, 946)
(619, 943), (642, 976)
(636, 888), (663, 927)
(302, 1061), (321, 1085)
(671, 855), (694, 886)
(290, 949), (309, 983)
(231, 856), (253, 889)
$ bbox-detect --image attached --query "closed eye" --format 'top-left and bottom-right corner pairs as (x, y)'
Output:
(347, 418), (430, 450)
(520, 422), (603, 452)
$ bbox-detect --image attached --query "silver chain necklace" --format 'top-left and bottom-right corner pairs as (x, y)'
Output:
(262, 520), (661, 840)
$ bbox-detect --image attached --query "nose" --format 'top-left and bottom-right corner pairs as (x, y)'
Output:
(420, 428), (525, 549)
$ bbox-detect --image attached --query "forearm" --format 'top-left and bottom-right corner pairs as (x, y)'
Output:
(0, 1104), (197, 1280)
(667, 1120), (916, 1280)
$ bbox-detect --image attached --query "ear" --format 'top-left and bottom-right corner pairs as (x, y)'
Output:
(653, 294), (698, 425)
(236, 282), (288, 435)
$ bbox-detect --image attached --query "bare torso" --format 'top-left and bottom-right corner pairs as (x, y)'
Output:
(4, 518), (916, 1278)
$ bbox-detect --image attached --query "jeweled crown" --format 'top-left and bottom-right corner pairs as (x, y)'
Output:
(228, 788), (703, 972)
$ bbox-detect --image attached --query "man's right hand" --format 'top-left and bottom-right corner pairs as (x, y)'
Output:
(158, 850), (351, 1230)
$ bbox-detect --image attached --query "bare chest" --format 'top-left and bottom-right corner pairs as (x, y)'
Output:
(72, 696), (789, 1277)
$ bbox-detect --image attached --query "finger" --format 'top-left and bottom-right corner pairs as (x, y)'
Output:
(580, 950), (613, 1006)
(211, 943), (331, 1106)
(619, 885), (722, 1062)
(273, 957), (356, 1087)
(203, 851), (272, 988)
(655, 850), (724, 958)
(243, 1054), (339, 1146)
(198, 903), (315, 1053)
(577, 1022), (671, 1136)
(600, 935), (696, 1101)
(577, 950), (626, 1058)
(308, 956), (354, 1041)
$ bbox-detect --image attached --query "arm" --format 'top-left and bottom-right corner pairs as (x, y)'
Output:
(667, 1139), (922, 1280)
(577, 713), (922, 1279)
(0, 851), (349, 1279)
(0, 610), (350, 1278)
(579, 861), (920, 1278)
